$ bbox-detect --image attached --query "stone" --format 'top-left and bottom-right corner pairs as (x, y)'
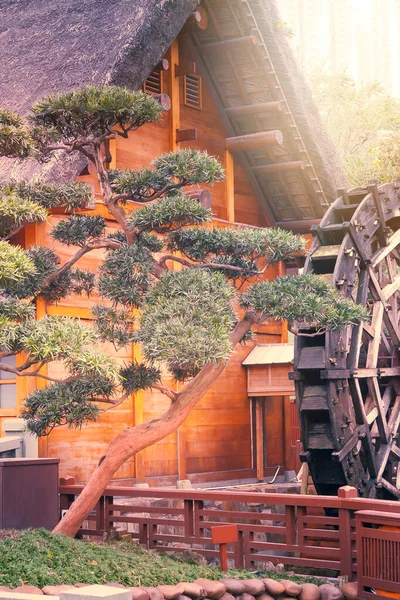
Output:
(262, 580), (286, 597)
(157, 585), (185, 600)
(280, 581), (302, 598)
(130, 590), (150, 600)
(240, 594), (256, 600)
(257, 594), (275, 600)
(319, 585), (344, 600)
(242, 581), (265, 597)
(13, 587), (43, 595)
(176, 596), (193, 600)
(299, 584), (321, 600)
(105, 585), (127, 590)
(59, 585), (131, 600)
(182, 584), (207, 599)
(218, 594), (236, 600)
(75, 585), (92, 588)
(42, 586), (76, 596)
(142, 588), (164, 600)
(193, 581), (226, 600)
(0, 588), (11, 593)
(340, 584), (357, 600)
(220, 581), (246, 596)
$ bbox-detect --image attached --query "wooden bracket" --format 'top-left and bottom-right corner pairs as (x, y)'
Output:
(175, 61), (197, 77)
(176, 128), (197, 142)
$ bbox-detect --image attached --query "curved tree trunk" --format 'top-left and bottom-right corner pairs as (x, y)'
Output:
(53, 314), (256, 537)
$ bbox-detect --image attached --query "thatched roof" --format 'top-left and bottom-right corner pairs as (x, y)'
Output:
(0, 0), (347, 228)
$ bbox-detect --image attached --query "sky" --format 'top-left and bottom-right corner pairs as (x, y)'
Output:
(277, 0), (400, 97)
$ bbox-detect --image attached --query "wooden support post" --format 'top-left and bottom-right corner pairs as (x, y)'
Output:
(252, 161), (305, 175)
(225, 101), (282, 118)
(225, 150), (235, 222)
(337, 188), (350, 206)
(177, 428), (186, 481)
(133, 341), (144, 483)
(255, 398), (264, 481)
(226, 130), (284, 152)
(169, 41), (180, 151)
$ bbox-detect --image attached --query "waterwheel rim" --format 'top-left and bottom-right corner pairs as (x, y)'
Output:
(295, 182), (400, 499)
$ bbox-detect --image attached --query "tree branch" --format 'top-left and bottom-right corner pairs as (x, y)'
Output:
(40, 238), (120, 291)
(158, 254), (267, 275)
(151, 382), (178, 403)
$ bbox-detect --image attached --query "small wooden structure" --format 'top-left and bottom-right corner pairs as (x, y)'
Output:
(242, 344), (298, 480)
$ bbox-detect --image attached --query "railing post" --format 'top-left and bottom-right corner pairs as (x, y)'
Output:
(194, 499), (204, 537)
(104, 495), (112, 536)
(184, 499), (194, 538)
(338, 486), (357, 581)
(285, 505), (297, 547)
(234, 529), (245, 569)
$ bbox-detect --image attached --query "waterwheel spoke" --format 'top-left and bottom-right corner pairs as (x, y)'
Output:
(297, 182), (400, 498)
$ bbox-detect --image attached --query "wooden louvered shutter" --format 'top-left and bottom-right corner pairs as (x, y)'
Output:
(183, 74), (202, 110)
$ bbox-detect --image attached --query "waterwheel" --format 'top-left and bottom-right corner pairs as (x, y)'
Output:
(294, 182), (400, 499)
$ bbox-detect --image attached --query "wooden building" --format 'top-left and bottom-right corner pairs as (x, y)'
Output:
(0, 0), (347, 485)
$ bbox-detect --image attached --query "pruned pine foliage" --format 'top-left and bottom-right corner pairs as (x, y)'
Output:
(51, 215), (106, 246)
(129, 192), (212, 233)
(120, 362), (161, 395)
(0, 192), (48, 239)
(2, 180), (93, 211)
(0, 110), (33, 157)
(168, 226), (305, 277)
(138, 270), (236, 381)
(32, 86), (163, 142)
(0, 241), (35, 288)
(240, 274), (369, 331)
(0, 85), (369, 436)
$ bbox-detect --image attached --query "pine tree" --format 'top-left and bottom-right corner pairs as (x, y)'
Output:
(0, 86), (367, 537)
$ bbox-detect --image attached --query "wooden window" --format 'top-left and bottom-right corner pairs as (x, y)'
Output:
(0, 355), (16, 409)
(143, 70), (163, 95)
(184, 74), (202, 110)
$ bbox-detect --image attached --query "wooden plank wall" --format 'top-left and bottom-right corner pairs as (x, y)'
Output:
(10, 36), (289, 484)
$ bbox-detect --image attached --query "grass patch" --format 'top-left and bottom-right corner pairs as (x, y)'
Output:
(0, 529), (323, 589)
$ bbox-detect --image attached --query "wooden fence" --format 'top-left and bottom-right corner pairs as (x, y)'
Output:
(59, 484), (400, 582)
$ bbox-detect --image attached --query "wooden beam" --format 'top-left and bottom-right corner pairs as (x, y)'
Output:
(153, 93), (171, 111)
(186, 7), (208, 31)
(276, 218), (320, 233)
(155, 58), (169, 71)
(225, 101), (282, 118)
(187, 189), (212, 209)
(225, 150), (235, 222)
(226, 130), (284, 152)
(201, 36), (256, 53)
(252, 161), (305, 175)
(184, 33), (276, 226)
(169, 40), (180, 151)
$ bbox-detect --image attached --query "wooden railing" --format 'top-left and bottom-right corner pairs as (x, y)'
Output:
(59, 484), (400, 581)
(356, 510), (400, 599)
